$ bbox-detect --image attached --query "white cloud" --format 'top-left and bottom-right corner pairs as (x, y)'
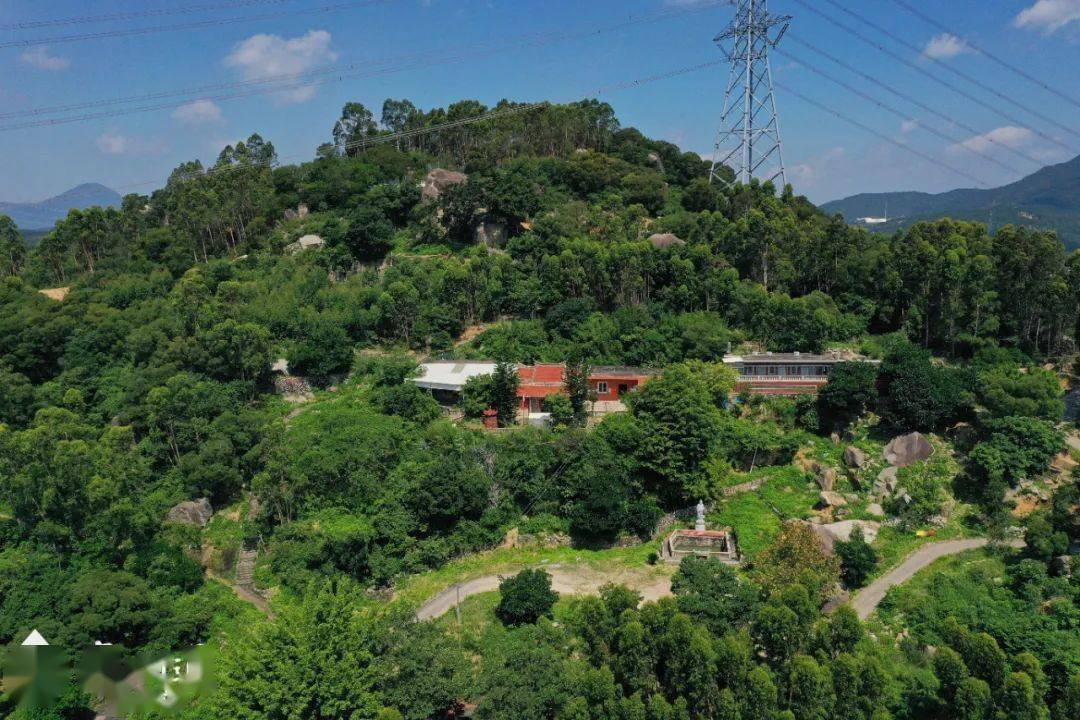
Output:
(224, 30), (337, 104)
(95, 133), (167, 156)
(19, 46), (70, 71)
(922, 33), (970, 60)
(1015, 0), (1080, 33)
(789, 146), (845, 184)
(172, 99), (223, 125)
(947, 126), (1035, 155)
(900, 120), (919, 134)
(95, 134), (129, 155)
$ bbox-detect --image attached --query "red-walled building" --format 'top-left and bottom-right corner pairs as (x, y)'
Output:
(515, 364), (655, 421)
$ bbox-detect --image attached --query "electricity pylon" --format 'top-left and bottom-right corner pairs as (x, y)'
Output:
(710, 0), (791, 188)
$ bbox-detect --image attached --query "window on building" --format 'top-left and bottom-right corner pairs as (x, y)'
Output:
(766, 366), (779, 376)
(596, 381), (609, 394)
(815, 365), (829, 376)
(786, 365), (802, 376)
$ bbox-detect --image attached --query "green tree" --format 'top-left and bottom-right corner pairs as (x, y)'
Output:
(951, 677), (991, 720)
(491, 361), (520, 428)
(788, 655), (835, 720)
(627, 363), (728, 502)
(334, 102), (378, 154)
(933, 646), (969, 701)
(196, 580), (382, 719)
(977, 365), (1064, 420)
(834, 526), (877, 589)
(0, 215), (25, 276)
(563, 357), (592, 427)
(817, 361), (878, 429)
(671, 556), (759, 636)
(342, 205), (393, 260)
(495, 569), (559, 626)
(378, 622), (470, 720)
(543, 393), (575, 428)
(1053, 673), (1080, 720)
(288, 317), (354, 378)
(751, 522), (841, 603)
(999, 672), (1041, 720)
(878, 342), (970, 431)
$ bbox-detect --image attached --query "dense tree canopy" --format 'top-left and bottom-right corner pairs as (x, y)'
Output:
(0, 95), (1076, 720)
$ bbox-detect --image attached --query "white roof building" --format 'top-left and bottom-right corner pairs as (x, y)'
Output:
(411, 361), (498, 392)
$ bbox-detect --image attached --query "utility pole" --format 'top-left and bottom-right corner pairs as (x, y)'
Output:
(710, 0), (791, 189)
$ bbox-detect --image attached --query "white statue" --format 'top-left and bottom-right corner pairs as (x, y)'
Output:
(695, 500), (706, 532)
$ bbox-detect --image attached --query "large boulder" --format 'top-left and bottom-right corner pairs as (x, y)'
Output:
(421, 168), (468, 201)
(285, 234), (325, 255)
(819, 491), (848, 508)
(844, 446), (869, 469)
(884, 432), (934, 467)
(814, 463), (838, 492)
(872, 466), (899, 498)
(822, 519), (880, 544)
(647, 233), (686, 250)
(167, 498), (213, 527)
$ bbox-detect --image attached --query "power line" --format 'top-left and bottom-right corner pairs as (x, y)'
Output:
(887, 0), (1080, 112)
(787, 0), (1076, 157)
(817, 0), (1080, 142)
(774, 79), (993, 189)
(341, 60), (724, 153)
(112, 57), (723, 191)
(0, 0), (401, 50)
(773, 46), (1028, 178)
(0, 0), (303, 31)
(785, 33), (1049, 170)
(0, 1), (727, 124)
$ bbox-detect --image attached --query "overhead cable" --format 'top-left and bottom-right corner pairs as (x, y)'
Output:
(774, 80), (993, 189)
(113, 57), (722, 191)
(0, 0), (401, 49)
(786, 33), (1050, 170)
(0, 1), (727, 129)
(0, 0), (303, 31)
(888, 0), (1080, 112)
(787, 0), (1076, 156)
(817, 0), (1080, 141)
(774, 46), (1028, 178)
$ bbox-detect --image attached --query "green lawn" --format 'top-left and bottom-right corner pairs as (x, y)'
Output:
(708, 464), (819, 557)
(393, 543), (661, 610)
(435, 590), (584, 656)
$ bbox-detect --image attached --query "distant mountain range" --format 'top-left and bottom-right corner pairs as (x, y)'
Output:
(820, 154), (1080, 249)
(1, 183), (121, 236)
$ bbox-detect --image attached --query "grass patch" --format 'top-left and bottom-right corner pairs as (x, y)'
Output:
(393, 543), (660, 610)
(709, 465), (819, 557)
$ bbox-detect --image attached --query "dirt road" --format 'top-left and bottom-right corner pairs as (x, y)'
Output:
(416, 538), (1024, 622)
(850, 538), (1023, 620)
(415, 565), (674, 621)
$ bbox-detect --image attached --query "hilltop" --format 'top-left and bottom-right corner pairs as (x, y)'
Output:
(0, 182), (121, 238)
(821, 154), (1080, 248)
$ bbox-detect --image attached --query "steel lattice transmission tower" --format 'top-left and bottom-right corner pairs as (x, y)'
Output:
(709, 0), (791, 188)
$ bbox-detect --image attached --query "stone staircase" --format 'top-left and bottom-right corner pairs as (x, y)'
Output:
(235, 548), (258, 588)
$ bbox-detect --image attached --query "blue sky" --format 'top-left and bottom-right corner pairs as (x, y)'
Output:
(2, 0), (1079, 206)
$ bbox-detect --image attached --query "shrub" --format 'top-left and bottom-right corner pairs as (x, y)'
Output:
(818, 361), (878, 429)
(834, 526), (877, 589)
(495, 569), (559, 626)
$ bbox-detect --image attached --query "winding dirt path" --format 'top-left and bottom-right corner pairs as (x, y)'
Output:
(415, 565), (674, 621)
(850, 538), (1024, 619)
(417, 538), (1024, 622)
(208, 571), (275, 620)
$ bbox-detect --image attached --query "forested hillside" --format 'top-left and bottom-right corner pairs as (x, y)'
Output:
(0, 97), (1077, 720)
(821, 154), (1080, 250)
